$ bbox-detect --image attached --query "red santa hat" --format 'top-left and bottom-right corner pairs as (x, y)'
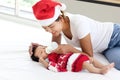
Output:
(32, 0), (66, 26)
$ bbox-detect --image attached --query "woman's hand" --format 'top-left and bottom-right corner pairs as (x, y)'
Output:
(53, 44), (81, 54)
(29, 42), (40, 56)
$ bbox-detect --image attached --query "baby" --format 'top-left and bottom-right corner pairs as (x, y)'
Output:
(30, 42), (114, 74)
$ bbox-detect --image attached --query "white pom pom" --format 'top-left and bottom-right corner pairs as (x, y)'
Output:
(60, 3), (66, 11)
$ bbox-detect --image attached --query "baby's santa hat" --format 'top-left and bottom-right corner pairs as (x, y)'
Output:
(32, 0), (66, 26)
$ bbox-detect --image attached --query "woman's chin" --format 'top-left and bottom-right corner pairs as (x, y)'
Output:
(52, 33), (59, 37)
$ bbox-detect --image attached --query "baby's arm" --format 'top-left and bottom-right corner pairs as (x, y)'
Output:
(39, 57), (49, 68)
(39, 57), (61, 72)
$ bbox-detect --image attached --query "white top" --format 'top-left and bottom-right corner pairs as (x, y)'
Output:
(62, 13), (114, 53)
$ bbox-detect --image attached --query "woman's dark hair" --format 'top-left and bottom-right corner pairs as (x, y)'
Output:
(55, 16), (61, 22)
(31, 45), (39, 62)
(55, 11), (67, 22)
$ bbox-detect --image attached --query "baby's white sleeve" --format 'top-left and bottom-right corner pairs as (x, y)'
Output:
(48, 62), (59, 72)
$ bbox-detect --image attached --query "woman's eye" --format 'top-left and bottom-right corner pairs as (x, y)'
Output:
(49, 25), (54, 28)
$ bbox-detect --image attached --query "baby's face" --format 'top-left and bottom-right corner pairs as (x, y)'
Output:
(35, 45), (48, 59)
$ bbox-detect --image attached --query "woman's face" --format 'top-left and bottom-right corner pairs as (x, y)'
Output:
(42, 18), (63, 37)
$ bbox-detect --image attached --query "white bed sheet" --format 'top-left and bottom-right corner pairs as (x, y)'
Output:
(0, 17), (120, 80)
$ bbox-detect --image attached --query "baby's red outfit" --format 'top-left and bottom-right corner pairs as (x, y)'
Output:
(47, 52), (89, 72)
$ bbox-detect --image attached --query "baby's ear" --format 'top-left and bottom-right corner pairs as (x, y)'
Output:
(32, 46), (37, 54)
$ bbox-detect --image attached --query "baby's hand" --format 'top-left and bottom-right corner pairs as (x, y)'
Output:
(39, 57), (49, 68)
(39, 57), (44, 63)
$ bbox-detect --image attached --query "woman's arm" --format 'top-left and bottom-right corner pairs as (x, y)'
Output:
(53, 44), (82, 54)
(79, 33), (93, 57)
(52, 33), (61, 44)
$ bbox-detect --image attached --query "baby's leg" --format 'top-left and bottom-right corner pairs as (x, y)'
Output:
(90, 57), (114, 69)
(83, 61), (110, 74)
(90, 57), (107, 68)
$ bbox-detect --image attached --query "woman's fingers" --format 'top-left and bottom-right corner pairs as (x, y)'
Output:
(52, 45), (63, 54)
(53, 44), (73, 54)
(52, 48), (59, 53)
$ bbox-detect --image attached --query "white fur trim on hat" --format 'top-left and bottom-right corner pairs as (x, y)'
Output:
(60, 3), (66, 11)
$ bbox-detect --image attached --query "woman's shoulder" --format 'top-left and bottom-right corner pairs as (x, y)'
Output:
(65, 12), (87, 18)
(65, 12), (91, 23)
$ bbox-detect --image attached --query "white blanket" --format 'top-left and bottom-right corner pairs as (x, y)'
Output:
(0, 18), (120, 80)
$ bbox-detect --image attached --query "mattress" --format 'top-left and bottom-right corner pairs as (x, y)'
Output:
(0, 17), (120, 80)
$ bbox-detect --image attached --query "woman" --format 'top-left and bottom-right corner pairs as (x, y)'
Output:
(29, 0), (120, 70)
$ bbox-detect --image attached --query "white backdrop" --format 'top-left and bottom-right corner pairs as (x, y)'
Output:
(0, 16), (120, 80)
